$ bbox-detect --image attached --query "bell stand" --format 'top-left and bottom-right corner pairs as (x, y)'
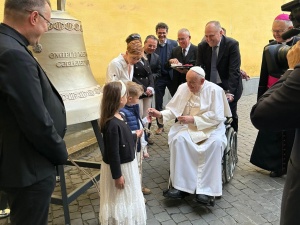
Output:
(51, 120), (104, 225)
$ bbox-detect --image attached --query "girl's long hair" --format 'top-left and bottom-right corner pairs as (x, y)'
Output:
(99, 82), (122, 132)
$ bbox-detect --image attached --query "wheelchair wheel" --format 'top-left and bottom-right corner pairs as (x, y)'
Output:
(232, 131), (238, 163)
(223, 127), (237, 183)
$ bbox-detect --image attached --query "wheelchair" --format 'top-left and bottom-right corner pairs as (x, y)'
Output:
(163, 117), (238, 206)
(222, 117), (238, 184)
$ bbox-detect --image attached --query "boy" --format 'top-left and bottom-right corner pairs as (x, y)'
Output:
(120, 81), (151, 195)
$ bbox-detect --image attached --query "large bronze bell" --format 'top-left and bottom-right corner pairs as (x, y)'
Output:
(31, 0), (101, 125)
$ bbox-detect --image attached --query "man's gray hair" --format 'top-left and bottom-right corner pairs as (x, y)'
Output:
(206, 21), (222, 31)
(178, 28), (190, 36)
(144, 35), (158, 44)
(278, 20), (293, 27)
(4, 0), (50, 14)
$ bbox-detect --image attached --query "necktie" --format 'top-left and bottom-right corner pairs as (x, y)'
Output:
(182, 48), (186, 57)
(182, 49), (186, 64)
(147, 53), (151, 62)
(210, 46), (218, 83)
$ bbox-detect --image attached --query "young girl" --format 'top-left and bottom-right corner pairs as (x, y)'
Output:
(99, 81), (147, 225)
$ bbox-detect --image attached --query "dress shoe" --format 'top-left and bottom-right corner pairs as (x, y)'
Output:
(0, 209), (10, 219)
(270, 170), (286, 177)
(163, 188), (188, 199)
(196, 194), (215, 206)
(147, 137), (154, 145)
(155, 127), (164, 135)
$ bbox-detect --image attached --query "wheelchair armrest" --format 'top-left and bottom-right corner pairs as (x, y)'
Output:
(225, 117), (233, 126)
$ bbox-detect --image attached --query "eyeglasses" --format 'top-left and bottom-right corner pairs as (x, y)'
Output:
(177, 37), (188, 42)
(38, 12), (52, 26)
(25, 10), (52, 26)
(272, 29), (287, 34)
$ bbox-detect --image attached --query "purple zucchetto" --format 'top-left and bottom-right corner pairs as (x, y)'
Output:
(274, 13), (290, 21)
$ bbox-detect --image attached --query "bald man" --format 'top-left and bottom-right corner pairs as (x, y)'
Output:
(196, 21), (242, 133)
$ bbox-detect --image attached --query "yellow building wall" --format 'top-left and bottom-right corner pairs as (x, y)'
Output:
(0, 0), (290, 85)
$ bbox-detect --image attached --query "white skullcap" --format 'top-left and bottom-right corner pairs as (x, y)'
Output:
(189, 66), (205, 78)
(119, 80), (127, 97)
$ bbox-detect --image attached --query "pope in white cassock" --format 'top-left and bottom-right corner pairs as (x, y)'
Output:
(148, 66), (231, 205)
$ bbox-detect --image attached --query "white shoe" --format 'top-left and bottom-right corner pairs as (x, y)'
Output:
(0, 209), (10, 219)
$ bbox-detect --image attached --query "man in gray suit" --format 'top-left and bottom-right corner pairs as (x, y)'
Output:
(154, 22), (178, 134)
(0, 0), (68, 224)
(168, 28), (197, 93)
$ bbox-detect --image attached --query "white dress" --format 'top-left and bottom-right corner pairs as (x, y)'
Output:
(99, 158), (146, 225)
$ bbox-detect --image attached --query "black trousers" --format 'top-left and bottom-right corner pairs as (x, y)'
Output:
(1, 174), (55, 225)
(154, 76), (174, 128)
(217, 83), (239, 132)
(0, 191), (8, 209)
(229, 100), (238, 132)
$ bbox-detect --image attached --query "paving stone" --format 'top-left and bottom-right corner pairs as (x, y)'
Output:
(42, 94), (286, 225)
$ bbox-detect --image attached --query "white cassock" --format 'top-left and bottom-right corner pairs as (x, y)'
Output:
(159, 81), (232, 196)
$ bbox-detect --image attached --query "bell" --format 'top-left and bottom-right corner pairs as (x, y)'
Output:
(31, 0), (101, 125)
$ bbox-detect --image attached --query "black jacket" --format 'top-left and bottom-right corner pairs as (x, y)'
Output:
(251, 66), (300, 225)
(196, 35), (243, 101)
(0, 23), (68, 188)
(133, 57), (154, 97)
(168, 43), (198, 93)
(257, 36), (300, 99)
(102, 117), (137, 179)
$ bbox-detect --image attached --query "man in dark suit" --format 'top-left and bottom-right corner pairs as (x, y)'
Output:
(168, 28), (197, 93)
(0, 0), (68, 224)
(251, 14), (300, 178)
(144, 35), (161, 80)
(143, 35), (161, 144)
(154, 22), (178, 134)
(196, 21), (242, 132)
(251, 41), (300, 225)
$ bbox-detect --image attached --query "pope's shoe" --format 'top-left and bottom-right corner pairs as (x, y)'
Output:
(195, 194), (215, 206)
(163, 188), (189, 199)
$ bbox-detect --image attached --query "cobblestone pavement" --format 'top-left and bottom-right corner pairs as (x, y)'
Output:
(0, 94), (286, 225)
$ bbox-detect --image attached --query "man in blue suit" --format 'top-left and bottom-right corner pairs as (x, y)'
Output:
(154, 22), (178, 134)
